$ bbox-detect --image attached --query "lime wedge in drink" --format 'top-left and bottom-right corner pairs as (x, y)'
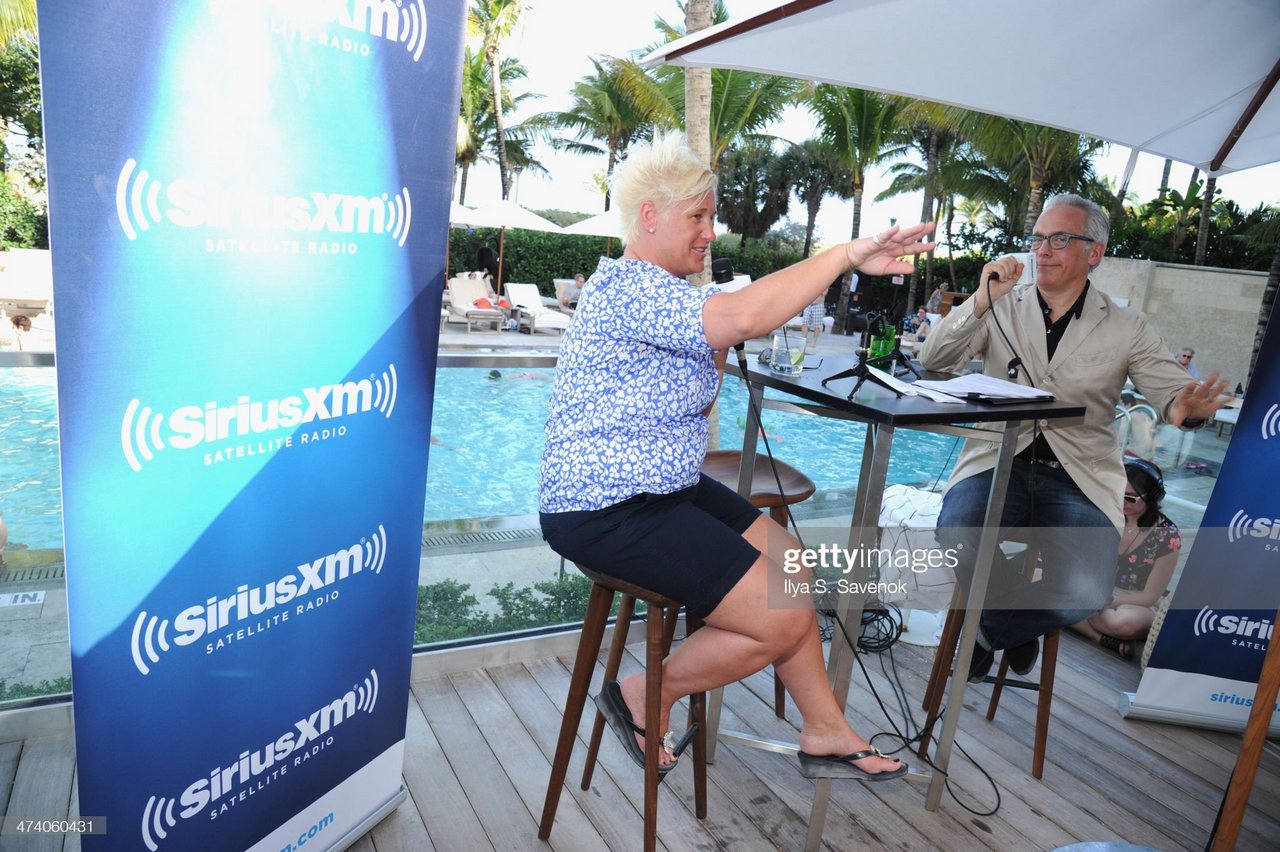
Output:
(790, 347), (805, 366)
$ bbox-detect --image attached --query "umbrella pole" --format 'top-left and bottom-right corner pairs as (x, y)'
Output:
(498, 227), (507, 295)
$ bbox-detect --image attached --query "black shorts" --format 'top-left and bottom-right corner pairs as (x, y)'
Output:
(540, 474), (762, 618)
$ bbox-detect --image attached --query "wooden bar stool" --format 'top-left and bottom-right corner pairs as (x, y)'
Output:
(700, 449), (815, 718)
(917, 542), (1061, 779)
(539, 564), (707, 852)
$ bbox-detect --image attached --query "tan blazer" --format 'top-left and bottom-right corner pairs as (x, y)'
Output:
(919, 280), (1193, 531)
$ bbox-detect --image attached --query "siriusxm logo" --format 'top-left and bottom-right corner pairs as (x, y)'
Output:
(215, 0), (429, 62)
(120, 364), (397, 472)
(1226, 508), (1280, 544)
(1263, 403), (1279, 440)
(1193, 607), (1274, 642)
(115, 158), (412, 247)
(140, 670), (379, 849)
(317, 0), (428, 61)
(130, 525), (388, 676)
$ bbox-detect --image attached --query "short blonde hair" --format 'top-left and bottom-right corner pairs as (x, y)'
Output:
(611, 131), (716, 244)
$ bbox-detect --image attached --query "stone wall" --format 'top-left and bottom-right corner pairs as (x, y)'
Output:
(1091, 258), (1266, 386)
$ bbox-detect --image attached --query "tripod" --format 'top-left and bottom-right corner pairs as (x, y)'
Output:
(821, 325), (904, 400)
(870, 337), (921, 380)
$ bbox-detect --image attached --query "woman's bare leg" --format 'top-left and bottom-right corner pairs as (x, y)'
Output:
(618, 515), (898, 772)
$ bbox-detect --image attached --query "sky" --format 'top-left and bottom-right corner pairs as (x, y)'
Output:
(457, 0), (1280, 249)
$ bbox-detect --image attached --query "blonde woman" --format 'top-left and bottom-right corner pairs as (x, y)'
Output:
(538, 132), (934, 780)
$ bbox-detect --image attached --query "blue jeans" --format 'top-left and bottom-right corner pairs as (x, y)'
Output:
(935, 458), (1117, 650)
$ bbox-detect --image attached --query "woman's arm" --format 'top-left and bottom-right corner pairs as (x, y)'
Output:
(701, 224), (934, 350)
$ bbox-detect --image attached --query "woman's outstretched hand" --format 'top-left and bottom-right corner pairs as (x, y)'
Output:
(845, 223), (936, 276)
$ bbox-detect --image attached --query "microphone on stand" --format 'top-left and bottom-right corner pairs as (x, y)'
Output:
(712, 258), (749, 367)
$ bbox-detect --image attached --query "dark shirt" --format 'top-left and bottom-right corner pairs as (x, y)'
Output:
(1020, 281), (1090, 464)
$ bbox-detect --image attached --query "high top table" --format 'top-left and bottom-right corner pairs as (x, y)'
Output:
(719, 355), (1085, 849)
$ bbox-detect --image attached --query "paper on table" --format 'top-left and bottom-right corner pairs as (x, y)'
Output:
(913, 372), (1054, 400)
(863, 366), (965, 403)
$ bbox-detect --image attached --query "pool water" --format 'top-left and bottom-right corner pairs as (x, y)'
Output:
(0, 369), (64, 550)
(425, 368), (961, 522)
(0, 367), (963, 540)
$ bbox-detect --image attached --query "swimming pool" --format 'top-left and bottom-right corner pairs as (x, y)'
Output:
(0, 366), (963, 541)
(0, 368), (64, 549)
(425, 368), (961, 521)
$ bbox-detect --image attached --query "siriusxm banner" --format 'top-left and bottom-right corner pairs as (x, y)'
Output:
(1127, 298), (1280, 732)
(38, 2), (463, 850)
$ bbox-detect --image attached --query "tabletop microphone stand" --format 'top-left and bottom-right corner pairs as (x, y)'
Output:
(821, 316), (903, 400)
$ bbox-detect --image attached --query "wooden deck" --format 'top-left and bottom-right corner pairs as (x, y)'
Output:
(3, 628), (1278, 851)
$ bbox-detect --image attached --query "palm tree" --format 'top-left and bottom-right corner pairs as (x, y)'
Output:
(455, 49), (545, 205)
(469, 0), (525, 199)
(550, 58), (656, 211)
(783, 139), (847, 258)
(0, 0), (34, 44)
(809, 85), (907, 330)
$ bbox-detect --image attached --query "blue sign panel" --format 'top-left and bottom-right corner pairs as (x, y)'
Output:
(37, 2), (463, 848)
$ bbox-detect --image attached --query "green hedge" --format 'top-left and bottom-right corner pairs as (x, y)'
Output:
(448, 229), (802, 297)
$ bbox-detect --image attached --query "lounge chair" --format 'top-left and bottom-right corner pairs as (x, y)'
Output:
(506, 282), (571, 335)
(445, 277), (504, 333)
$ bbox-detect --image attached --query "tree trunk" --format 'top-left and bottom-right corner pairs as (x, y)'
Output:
(1171, 168), (1200, 254)
(908, 130), (939, 311)
(458, 164), (470, 206)
(684, 0), (719, 447)
(834, 184), (865, 333)
(803, 195), (821, 258)
(1022, 172), (1046, 239)
(487, 45), (512, 200)
(604, 146), (617, 211)
(945, 197), (958, 289)
(684, 0), (713, 287)
(1157, 158), (1173, 202)
(1249, 240), (1279, 385)
(1195, 175), (1216, 266)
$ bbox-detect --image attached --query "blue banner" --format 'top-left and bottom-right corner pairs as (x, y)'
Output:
(1131, 296), (1280, 731)
(38, 1), (463, 848)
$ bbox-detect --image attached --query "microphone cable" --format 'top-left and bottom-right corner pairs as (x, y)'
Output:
(732, 327), (1002, 815)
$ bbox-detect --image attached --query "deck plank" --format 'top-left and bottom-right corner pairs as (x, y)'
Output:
(5, 734), (75, 852)
(402, 684), (491, 851)
(2, 628), (1278, 852)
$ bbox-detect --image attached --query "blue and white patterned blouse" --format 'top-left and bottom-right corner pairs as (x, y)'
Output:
(539, 257), (723, 513)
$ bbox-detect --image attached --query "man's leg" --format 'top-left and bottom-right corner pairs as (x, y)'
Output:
(977, 464), (1117, 650)
(934, 460), (1034, 672)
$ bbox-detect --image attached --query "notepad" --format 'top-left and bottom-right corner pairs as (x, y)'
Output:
(912, 373), (1054, 403)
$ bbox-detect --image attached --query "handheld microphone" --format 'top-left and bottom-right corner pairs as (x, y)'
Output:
(713, 257), (750, 366)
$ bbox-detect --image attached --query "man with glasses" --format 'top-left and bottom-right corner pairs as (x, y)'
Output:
(919, 194), (1231, 681)
(1176, 346), (1201, 379)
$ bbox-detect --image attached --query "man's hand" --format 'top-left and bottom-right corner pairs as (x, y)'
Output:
(973, 256), (1025, 318)
(1168, 372), (1234, 428)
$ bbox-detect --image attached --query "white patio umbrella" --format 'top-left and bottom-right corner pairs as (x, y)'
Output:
(562, 209), (625, 238)
(461, 199), (565, 284)
(563, 208), (625, 257)
(644, 0), (1280, 178)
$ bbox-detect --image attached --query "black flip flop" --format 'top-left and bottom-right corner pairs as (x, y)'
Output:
(1099, 634), (1134, 660)
(797, 748), (908, 781)
(594, 681), (696, 775)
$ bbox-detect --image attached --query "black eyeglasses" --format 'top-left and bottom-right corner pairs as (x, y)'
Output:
(1123, 493), (1144, 504)
(1026, 232), (1095, 251)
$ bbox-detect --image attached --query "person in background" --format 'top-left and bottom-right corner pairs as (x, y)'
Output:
(539, 131), (934, 780)
(903, 305), (931, 341)
(559, 273), (585, 310)
(925, 281), (949, 314)
(1176, 346), (1200, 379)
(798, 289), (829, 353)
(920, 193), (1231, 684)
(477, 245), (500, 295)
(1070, 458), (1178, 659)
